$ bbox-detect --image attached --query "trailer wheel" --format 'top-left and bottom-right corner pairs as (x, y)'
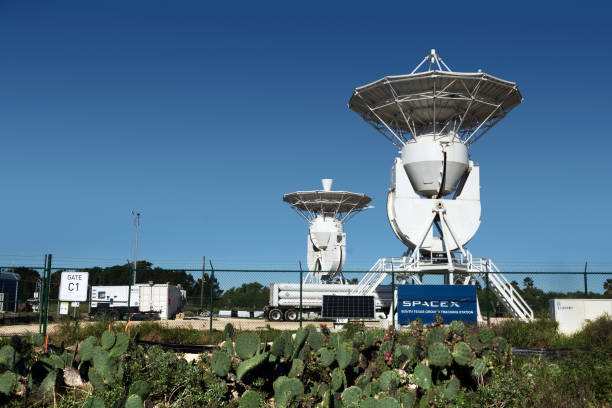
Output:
(268, 308), (283, 321)
(284, 308), (298, 322)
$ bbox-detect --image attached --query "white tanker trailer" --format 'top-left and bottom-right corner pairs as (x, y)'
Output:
(264, 283), (392, 321)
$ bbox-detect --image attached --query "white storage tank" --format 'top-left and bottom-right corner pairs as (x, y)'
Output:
(549, 299), (612, 334)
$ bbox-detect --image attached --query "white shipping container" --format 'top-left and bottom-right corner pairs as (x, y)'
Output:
(549, 299), (612, 334)
(138, 284), (183, 320)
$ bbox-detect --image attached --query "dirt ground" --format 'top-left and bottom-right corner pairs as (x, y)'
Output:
(0, 317), (509, 337)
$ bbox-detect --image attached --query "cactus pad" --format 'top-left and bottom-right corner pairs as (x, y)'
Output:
(0, 371), (16, 395)
(109, 332), (129, 357)
(425, 326), (446, 345)
(378, 370), (400, 392)
(428, 342), (451, 367)
(452, 342), (472, 366)
(336, 342), (357, 369)
(478, 328), (495, 346)
(82, 396), (105, 408)
(224, 323), (235, 340)
(376, 396), (400, 408)
(331, 367), (346, 392)
(470, 358), (487, 376)
(443, 377), (460, 400)
(101, 331), (116, 350)
(235, 332), (260, 360)
(413, 364), (432, 389)
(128, 380), (151, 399)
(341, 386), (362, 407)
(449, 320), (464, 334)
(308, 330), (325, 350)
(236, 351), (268, 381)
(239, 390), (260, 408)
(273, 376), (304, 408)
(125, 394), (143, 408)
(317, 348), (335, 367)
(79, 337), (98, 362)
(211, 351), (231, 377)
(288, 358), (304, 378)
(88, 367), (106, 392)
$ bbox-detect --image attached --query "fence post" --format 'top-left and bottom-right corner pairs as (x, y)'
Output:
(485, 269), (490, 326)
(42, 254), (52, 338)
(583, 262), (588, 295)
(200, 256), (206, 312)
(209, 260), (214, 335)
(299, 261), (303, 328)
(391, 265), (395, 330)
(38, 255), (47, 334)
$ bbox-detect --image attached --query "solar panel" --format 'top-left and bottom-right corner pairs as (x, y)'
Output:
(322, 295), (375, 319)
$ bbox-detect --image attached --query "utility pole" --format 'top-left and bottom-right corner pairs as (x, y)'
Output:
(132, 211), (140, 285)
(200, 256), (206, 312)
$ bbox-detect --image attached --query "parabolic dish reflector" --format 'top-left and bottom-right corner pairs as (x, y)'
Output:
(283, 191), (372, 218)
(349, 70), (522, 146)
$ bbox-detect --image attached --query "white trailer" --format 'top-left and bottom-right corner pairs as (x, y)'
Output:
(264, 283), (392, 321)
(139, 284), (184, 320)
(89, 283), (185, 320)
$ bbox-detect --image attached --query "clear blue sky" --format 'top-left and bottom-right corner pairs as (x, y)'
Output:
(0, 1), (610, 290)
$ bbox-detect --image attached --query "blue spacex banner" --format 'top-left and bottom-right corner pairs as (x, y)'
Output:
(397, 284), (478, 324)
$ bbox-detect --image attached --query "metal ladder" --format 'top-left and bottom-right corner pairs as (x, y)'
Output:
(485, 260), (533, 322)
(350, 258), (389, 295)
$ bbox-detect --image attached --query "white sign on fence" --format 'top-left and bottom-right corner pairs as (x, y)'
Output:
(59, 302), (69, 315)
(59, 271), (89, 302)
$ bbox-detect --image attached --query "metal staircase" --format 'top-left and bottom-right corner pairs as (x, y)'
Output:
(484, 260), (533, 322)
(352, 255), (533, 322)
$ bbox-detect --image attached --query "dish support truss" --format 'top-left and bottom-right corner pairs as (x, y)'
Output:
(350, 253), (533, 323)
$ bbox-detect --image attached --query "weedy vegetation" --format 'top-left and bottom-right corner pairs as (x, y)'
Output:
(0, 315), (609, 407)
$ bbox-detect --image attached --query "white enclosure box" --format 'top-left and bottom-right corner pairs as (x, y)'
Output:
(549, 299), (612, 334)
(138, 284), (183, 320)
(91, 285), (142, 308)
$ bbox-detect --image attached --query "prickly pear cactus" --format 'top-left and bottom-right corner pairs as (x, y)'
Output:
(273, 376), (304, 408)
(236, 351), (268, 381)
(109, 332), (129, 357)
(238, 390), (260, 408)
(128, 380), (151, 400)
(378, 370), (399, 393)
(449, 320), (464, 334)
(413, 364), (432, 390)
(211, 351), (231, 377)
(235, 332), (260, 360)
(336, 342), (357, 369)
(224, 323), (235, 341)
(452, 342), (472, 366)
(100, 331), (116, 350)
(288, 358), (304, 378)
(376, 396), (400, 408)
(427, 342), (451, 367)
(442, 377), (460, 400)
(79, 336), (98, 362)
(341, 386), (363, 407)
(470, 358), (487, 376)
(478, 328), (495, 346)
(125, 394), (143, 408)
(308, 330), (325, 351)
(331, 367), (346, 392)
(425, 326), (446, 345)
(317, 348), (335, 368)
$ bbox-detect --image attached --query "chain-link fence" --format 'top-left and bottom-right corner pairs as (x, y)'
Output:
(1, 254), (611, 336)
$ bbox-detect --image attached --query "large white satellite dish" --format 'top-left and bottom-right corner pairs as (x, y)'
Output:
(283, 179), (372, 284)
(348, 50), (533, 323)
